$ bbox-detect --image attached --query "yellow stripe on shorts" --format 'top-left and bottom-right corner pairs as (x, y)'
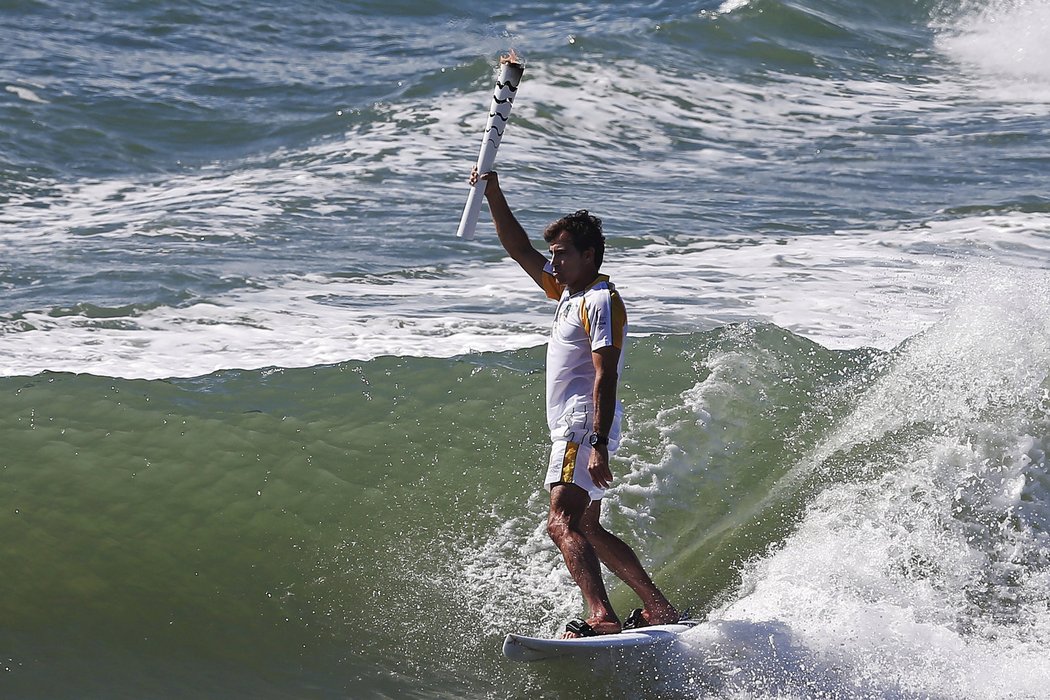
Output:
(561, 441), (580, 483)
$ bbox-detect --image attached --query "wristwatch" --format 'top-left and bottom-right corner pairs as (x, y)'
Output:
(588, 433), (609, 448)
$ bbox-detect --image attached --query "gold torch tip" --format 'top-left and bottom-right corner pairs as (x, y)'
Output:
(500, 48), (524, 68)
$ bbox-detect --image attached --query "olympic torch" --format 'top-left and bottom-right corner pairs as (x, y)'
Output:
(456, 54), (525, 239)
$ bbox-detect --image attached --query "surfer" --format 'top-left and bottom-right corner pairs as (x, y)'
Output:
(470, 167), (679, 638)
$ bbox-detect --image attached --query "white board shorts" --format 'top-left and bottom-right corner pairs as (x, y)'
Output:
(545, 439), (607, 502)
(544, 395), (622, 502)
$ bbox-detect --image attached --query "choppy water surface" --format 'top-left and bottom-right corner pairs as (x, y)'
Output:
(2, 0), (1050, 697)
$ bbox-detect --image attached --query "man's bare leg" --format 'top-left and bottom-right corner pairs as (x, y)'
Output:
(547, 484), (622, 637)
(579, 499), (679, 626)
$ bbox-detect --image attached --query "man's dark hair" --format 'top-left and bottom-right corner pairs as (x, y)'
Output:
(542, 210), (605, 269)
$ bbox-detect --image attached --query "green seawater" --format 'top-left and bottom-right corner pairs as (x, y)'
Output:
(0, 325), (875, 698)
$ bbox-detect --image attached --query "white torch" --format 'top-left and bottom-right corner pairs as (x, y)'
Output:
(456, 53), (525, 239)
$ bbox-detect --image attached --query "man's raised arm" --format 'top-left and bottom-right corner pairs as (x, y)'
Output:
(470, 168), (547, 289)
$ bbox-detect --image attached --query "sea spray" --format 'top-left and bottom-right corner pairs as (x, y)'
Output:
(690, 262), (1050, 697)
(934, 0), (1050, 89)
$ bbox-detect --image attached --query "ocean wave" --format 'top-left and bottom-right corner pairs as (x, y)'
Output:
(934, 0), (1050, 98)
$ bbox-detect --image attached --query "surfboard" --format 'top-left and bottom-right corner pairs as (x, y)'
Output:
(502, 620), (700, 662)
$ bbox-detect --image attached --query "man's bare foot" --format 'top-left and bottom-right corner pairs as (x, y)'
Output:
(560, 616), (622, 639)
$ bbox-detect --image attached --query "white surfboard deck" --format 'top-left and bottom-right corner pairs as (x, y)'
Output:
(503, 620), (699, 662)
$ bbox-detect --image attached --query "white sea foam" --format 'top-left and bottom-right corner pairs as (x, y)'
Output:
(5, 84), (48, 103)
(934, 0), (1050, 100)
(715, 0), (752, 15)
(449, 491), (580, 639)
(2, 213), (1048, 379)
(669, 264), (1050, 697)
(507, 58), (950, 186)
(0, 56), (945, 247)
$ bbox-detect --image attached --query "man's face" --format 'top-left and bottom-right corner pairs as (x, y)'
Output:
(548, 230), (594, 291)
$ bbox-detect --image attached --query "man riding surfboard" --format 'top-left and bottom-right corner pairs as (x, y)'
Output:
(471, 167), (679, 638)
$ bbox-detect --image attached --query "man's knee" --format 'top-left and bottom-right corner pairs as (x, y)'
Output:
(547, 510), (572, 543)
(547, 484), (589, 543)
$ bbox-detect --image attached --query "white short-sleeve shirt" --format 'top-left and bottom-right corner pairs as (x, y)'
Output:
(541, 263), (627, 447)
